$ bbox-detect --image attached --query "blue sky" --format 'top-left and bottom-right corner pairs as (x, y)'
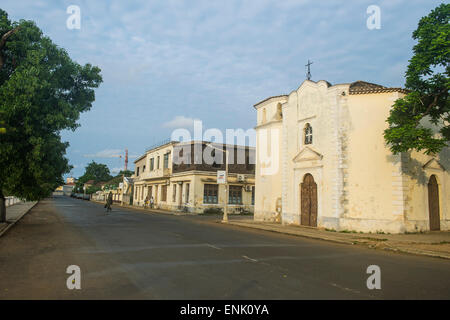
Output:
(1, 0), (444, 178)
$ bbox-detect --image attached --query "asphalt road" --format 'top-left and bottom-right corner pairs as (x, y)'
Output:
(0, 196), (449, 299)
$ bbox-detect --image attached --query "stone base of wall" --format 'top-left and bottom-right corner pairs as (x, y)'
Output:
(255, 210), (281, 223)
(282, 212), (405, 233)
(281, 212), (299, 225)
(268, 210), (450, 234)
(282, 214), (341, 230)
(440, 220), (450, 231)
(338, 217), (406, 234)
(318, 216), (340, 230)
(404, 219), (450, 232)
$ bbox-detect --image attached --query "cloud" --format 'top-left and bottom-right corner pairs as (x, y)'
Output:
(83, 149), (124, 158)
(3, 0), (442, 179)
(162, 116), (201, 129)
(110, 167), (123, 174)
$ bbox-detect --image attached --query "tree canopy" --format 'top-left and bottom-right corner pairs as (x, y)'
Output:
(0, 9), (102, 221)
(74, 167), (132, 193)
(73, 161), (112, 193)
(118, 170), (133, 177)
(384, 3), (449, 155)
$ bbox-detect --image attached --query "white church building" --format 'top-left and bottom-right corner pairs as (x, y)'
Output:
(253, 80), (449, 233)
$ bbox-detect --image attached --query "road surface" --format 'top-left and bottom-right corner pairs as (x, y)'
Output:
(0, 196), (449, 299)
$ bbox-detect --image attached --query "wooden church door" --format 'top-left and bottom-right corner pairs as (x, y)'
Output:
(301, 174), (318, 227)
(428, 175), (440, 231)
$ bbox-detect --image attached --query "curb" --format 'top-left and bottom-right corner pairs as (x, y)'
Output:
(0, 201), (39, 238)
(381, 246), (450, 260)
(225, 221), (355, 246)
(225, 221), (450, 260)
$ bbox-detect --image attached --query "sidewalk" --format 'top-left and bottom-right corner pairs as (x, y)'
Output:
(0, 201), (38, 237)
(225, 219), (450, 260)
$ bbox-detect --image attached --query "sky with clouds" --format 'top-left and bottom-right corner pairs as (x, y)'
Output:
(1, 0), (444, 177)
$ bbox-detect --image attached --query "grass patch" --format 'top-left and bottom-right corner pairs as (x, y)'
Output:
(360, 237), (388, 242)
(431, 241), (450, 245)
(339, 229), (358, 234)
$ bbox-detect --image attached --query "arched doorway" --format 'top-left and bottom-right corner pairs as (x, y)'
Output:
(428, 175), (440, 231)
(300, 173), (317, 227)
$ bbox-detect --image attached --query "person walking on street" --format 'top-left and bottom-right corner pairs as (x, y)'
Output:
(144, 194), (149, 209)
(106, 191), (113, 213)
(150, 196), (154, 209)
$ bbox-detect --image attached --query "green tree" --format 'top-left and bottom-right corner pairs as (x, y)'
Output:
(85, 185), (101, 195)
(384, 3), (449, 155)
(0, 10), (102, 222)
(77, 161), (112, 184)
(118, 170), (133, 177)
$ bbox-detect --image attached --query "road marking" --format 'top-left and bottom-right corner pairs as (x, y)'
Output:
(206, 244), (222, 250)
(242, 255), (258, 262)
(329, 282), (361, 294)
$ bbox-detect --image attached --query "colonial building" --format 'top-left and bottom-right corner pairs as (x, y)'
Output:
(254, 80), (449, 233)
(131, 141), (255, 214)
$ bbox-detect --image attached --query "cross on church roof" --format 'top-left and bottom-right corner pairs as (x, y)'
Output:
(305, 60), (313, 80)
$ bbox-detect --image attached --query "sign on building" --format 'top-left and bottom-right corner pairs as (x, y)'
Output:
(217, 170), (226, 184)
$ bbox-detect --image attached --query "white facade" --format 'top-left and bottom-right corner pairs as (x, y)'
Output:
(254, 80), (449, 233)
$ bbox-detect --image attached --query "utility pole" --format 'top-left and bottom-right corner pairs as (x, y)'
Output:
(207, 143), (229, 222)
(223, 146), (229, 222)
(121, 173), (124, 206)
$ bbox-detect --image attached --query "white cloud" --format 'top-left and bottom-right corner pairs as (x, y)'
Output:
(110, 167), (123, 174)
(83, 149), (124, 158)
(162, 116), (201, 129)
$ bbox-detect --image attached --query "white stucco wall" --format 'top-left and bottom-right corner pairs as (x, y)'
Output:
(254, 97), (286, 221)
(253, 79), (449, 233)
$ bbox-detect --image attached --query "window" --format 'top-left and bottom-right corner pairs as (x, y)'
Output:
(150, 158), (154, 171)
(172, 184), (177, 202)
(262, 108), (267, 123)
(136, 167), (140, 176)
(185, 183), (190, 203)
(164, 152), (170, 169)
(157, 156), (160, 169)
(203, 184), (218, 204)
(161, 185), (167, 201)
(251, 186), (255, 205)
(229, 186), (242, 204)
(148, 186), (152, 198)
(143, 165), (146, 172)
(304, 123), (313, 145)
(276, 103), (282, 119)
